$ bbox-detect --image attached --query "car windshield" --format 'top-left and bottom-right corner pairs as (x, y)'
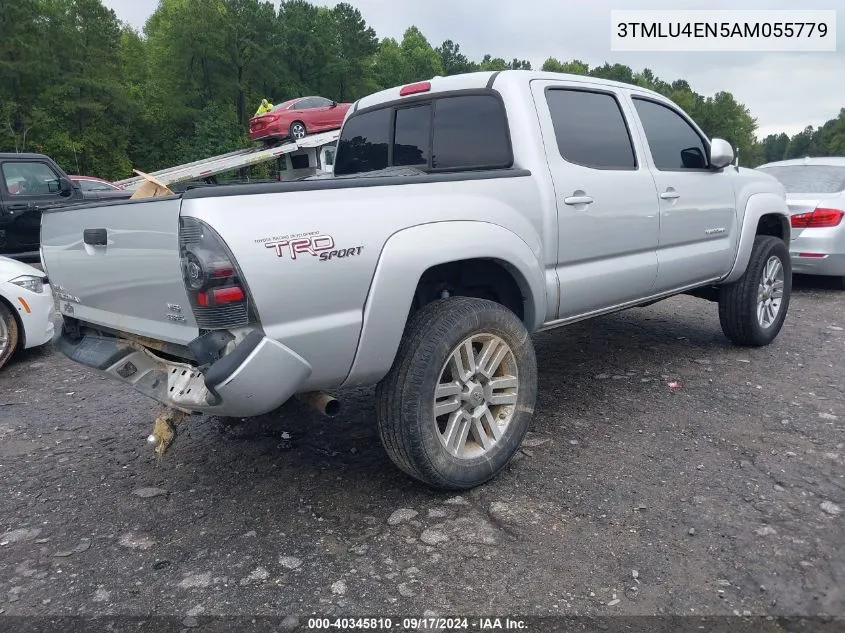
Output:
(758, 165), (845, 194)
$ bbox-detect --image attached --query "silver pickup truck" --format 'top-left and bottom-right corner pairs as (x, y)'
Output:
(42, 70), (791, 490)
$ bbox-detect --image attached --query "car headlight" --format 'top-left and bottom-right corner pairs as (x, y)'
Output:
(10, 275), (45, 294)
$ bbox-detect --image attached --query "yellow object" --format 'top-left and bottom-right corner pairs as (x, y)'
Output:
(255, 98), (273, 116)
(148, 410), (185, 457)
(151, 415), (175, 457)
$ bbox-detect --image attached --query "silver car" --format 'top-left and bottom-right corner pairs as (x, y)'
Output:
(757, 157), (845, 286)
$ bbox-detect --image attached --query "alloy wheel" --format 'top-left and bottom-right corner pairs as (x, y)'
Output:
(433, 333), (519, 459)
(757, 255), (785, 328)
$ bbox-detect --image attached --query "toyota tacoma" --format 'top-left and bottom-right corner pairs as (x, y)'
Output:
(42, 71), (792, 489)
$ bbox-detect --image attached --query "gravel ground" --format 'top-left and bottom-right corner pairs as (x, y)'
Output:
(0, 277), (843, 626)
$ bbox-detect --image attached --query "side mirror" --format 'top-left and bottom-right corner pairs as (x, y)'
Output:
(59, 177), (73, 196)
(709, 138), (734, 170)
(680, 147), (706, 169)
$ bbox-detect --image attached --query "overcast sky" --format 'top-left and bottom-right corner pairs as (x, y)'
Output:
(101, 0), (843, 138)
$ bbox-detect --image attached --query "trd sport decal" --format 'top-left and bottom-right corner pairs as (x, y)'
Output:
(256, 232), (364, 262)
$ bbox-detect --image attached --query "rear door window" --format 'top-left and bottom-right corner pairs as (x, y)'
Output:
(431, 95), (511, 169)
(545, 89), (636, 170)
(293, 98), (316, 110)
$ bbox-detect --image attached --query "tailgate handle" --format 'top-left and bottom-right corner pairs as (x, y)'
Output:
(83, 228), (108, 246)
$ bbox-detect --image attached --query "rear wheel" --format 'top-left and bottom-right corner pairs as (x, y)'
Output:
(0, 302), (20, 370)
(375, 297), (537, 490)
(718, 235), (791, 346)
(289, 121), (307, 141)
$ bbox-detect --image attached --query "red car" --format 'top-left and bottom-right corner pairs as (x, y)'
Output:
(70, 175), (122, 192)
(69, 175), (131, 200)
(249, 96), (351, 144)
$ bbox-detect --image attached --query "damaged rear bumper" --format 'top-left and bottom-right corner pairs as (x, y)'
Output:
(55, 326), (312, 417)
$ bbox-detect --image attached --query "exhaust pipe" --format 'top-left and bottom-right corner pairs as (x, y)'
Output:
(296, 391), (342, 418)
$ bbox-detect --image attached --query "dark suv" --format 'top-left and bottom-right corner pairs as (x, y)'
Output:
(0, 153), (87, 262)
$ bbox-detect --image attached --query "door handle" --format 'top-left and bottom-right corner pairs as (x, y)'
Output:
(564, 195), (594, 206)
(83, 228), (108, 246)
(660, 189), (681, 200)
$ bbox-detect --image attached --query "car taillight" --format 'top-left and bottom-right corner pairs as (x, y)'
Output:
(791, 208), (844, 228)
(179, 217), (257, 330)
(196, 286), (245, 307)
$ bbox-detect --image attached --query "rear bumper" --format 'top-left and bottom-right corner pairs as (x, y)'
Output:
(791, 253), (845, 276)
(249, 128), (288, 142)
(55, 326), (312, 417)
(790, 228), (845, 276)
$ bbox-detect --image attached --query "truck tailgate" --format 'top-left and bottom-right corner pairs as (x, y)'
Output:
(40, 197), (200, 345)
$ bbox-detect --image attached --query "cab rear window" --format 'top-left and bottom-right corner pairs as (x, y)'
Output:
(334, 93), (512, 176)
(333, 107), (391, 175)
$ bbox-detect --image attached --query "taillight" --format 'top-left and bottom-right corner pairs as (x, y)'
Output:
(179, 217), (257, 329)
(210, 263), (235, 278)
(251, 116), (273, 129)
(791, 208), (844, 228)
(197, 286), (245, 307)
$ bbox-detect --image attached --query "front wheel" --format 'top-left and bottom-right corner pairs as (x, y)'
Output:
(718, 235), (792, 346)
(375, 297), (537, 490)
(0, 302), (20, 371)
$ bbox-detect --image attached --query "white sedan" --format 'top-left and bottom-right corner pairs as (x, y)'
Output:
(0, 256), (55, 370)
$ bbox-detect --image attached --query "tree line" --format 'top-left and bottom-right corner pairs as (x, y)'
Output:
(2, 0), (843, 180)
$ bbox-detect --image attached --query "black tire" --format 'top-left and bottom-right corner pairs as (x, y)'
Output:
(289, 121), (307, 141)
(0, 302), (20, 371)
(718, 235), (791, 346)
(375, 297), (537, 490)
